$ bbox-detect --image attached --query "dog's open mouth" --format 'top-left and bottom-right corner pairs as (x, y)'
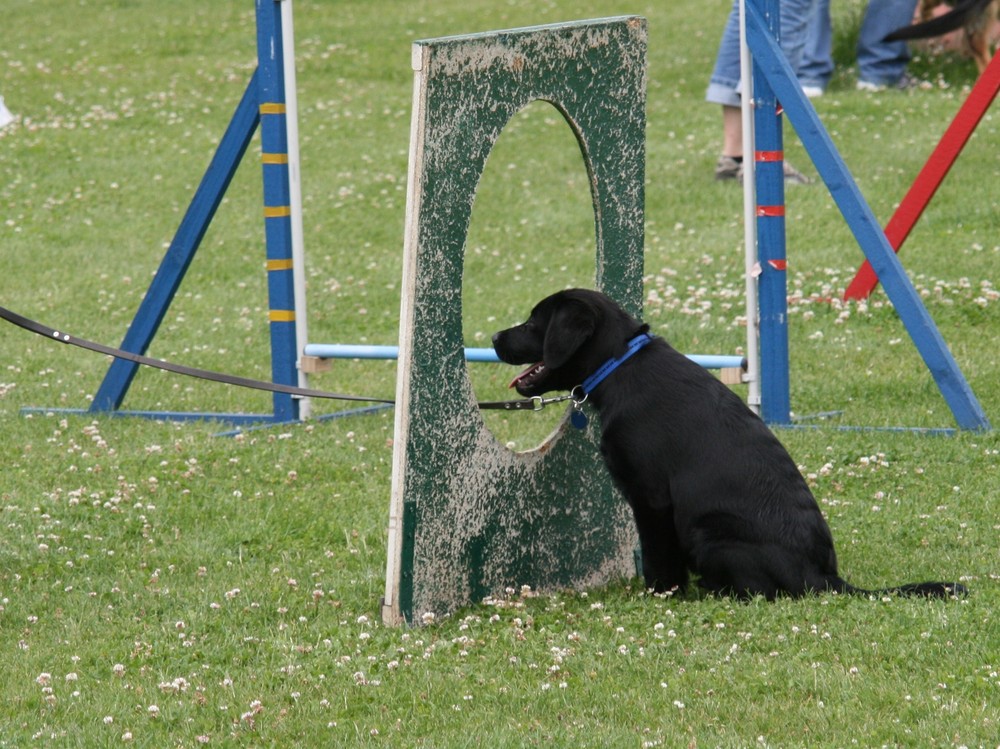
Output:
(508, 362), (546, 390)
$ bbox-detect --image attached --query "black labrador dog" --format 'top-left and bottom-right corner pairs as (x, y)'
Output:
(492, 289), (965, 599)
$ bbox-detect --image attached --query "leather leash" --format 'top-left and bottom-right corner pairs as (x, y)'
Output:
(0, 305), (566, 412)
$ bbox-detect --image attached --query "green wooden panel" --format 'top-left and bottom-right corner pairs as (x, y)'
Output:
(383, 17), (647, 625)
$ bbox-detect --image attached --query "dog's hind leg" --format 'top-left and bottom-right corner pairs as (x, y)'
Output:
(970, 35), (991, 73)
(630, 503), (689, 594)
(693, 543), (838, 600)
(694, 547), (779, 600)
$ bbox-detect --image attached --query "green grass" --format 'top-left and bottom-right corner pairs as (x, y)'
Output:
(2, 0), (998, 745)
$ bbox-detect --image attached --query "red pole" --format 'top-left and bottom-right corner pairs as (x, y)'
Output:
(844, 54), (1000, 301)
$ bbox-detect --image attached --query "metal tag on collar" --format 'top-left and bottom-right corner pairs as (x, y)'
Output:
(570, 386), (588, 429)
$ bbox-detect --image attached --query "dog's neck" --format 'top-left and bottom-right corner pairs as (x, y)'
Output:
(576, 333), (654, 399)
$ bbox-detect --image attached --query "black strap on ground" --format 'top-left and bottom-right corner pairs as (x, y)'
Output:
(0, 304), (560, 412)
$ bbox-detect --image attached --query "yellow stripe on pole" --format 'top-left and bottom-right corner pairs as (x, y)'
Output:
(269, 310), (296, 322)
(259, 102), (286, 115)
(267, 258), (294, 271)
(264, 205), (291, 218)
(262, 152), (289, 164)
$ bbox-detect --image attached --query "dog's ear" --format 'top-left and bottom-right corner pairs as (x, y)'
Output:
(543, 300), (598, 369)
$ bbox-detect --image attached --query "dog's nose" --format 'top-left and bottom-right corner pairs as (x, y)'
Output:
(491, 332), (501, 347)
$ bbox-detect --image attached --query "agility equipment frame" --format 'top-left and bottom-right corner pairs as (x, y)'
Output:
(740, 0), (989, 431)
(37, 0), (987, 433)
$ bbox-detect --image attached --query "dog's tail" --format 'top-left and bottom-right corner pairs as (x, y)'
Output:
(883, 0), (993, 43)
(837, 579), (967, 598)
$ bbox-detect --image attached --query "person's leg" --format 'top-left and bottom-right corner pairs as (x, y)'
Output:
(707, 0), (824, 111)
(707, 0), (823, 100)
(707, 0), (819, 182)
(856, 0), (918, 89)
(707, 0), (744, 112)
(798, 0), (833, 95)
(721, 105), (743, 156)
(714, 104), (744, 180)
(748, 0), (820, 184)
(778, 0), (824, 74)
(707, 0), (747, 178)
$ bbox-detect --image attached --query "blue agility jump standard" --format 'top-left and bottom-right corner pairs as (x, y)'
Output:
(749, 0), (791, 426)
(87, 0), (304, 424)
(743, 0), (989, 432)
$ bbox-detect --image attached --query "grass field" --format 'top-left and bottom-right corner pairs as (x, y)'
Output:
(2, 0), (998, 746)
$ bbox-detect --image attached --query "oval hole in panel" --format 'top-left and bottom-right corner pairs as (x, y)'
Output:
(463, 100), (596, 452)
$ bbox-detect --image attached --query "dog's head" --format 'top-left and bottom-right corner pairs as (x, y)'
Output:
(491, 288), (648, 396)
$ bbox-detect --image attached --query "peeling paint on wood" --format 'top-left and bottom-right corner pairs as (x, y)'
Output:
(383, 17), (647, 626)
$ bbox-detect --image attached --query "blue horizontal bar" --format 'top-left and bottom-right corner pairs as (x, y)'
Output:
(303, 343), (745, 370)
(305, 343), (499, 362)
(303, 344), (498, 362)
(21, 407), (278, 425)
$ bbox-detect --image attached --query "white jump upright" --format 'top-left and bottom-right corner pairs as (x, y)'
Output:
(281, 0), (313, 420)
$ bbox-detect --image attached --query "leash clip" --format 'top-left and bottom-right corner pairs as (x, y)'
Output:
(569, 386), (589, 429)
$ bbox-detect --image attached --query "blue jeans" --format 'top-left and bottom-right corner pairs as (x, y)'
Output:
(707, 0), (823, 107)
(799, 0), (917, 89)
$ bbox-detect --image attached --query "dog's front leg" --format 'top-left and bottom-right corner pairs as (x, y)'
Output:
(629, 501), (688, 594)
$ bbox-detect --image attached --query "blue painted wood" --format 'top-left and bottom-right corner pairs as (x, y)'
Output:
(89, 73), (261, 413)
(31, 407), (275, 425)
(88, 0), (308, 425)
(255, 0), (299, 423)
(744, 1), (990, 431)
(750, 0), (791, 425)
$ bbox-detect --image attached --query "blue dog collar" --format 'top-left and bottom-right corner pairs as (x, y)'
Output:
(567, 333), (654, 429)
(578, 332), (655, 398)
